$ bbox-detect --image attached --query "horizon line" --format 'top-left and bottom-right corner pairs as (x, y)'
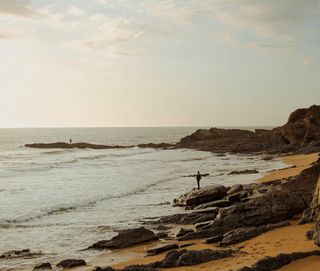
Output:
(0, 125), (278, 129)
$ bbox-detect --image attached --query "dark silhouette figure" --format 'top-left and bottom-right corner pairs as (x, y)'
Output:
(196, 171), (202, 189)
(69, 139), (72, 144)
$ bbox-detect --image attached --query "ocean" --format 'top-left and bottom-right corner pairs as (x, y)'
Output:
(0, 127), (286, 270)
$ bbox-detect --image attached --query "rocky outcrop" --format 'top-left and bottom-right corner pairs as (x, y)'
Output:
(171, 159), (320, 242)
(173, 185), (227, 207)
(153, 208), (219, 225)
(218, 221), (289, 246)
(56, 259), (86, 268)
(311, 176), (320, 246)
(145, 244), (179, 256)
(236, 251), (320, 271)
(89, 227), (158, 250)
(0, 249), (43, 260)
(33, 262), (52, 270)
(175, 105), (320, 154)
(207, 160), (320, 233)
(25, 142), (133, 149)
(137, 143), (174, 149)
(228, 170), (259, 175)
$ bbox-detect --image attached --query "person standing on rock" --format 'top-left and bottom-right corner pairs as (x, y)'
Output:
(69, 139), (72, 144)
(196, 171), (202, 189)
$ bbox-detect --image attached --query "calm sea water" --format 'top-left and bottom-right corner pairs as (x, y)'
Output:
(0, 127), (285, 270)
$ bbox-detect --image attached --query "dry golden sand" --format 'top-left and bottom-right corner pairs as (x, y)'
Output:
(278, 255), (320, 271)
(42, 152), (320, 271)
(258, 152), (319, 183)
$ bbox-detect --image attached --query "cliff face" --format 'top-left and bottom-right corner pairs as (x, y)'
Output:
(312, 177), (320, 246)
(175, 105), (320, 154)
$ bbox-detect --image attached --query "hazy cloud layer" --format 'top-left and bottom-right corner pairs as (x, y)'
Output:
(0, 0), (36, 17)
(0, 0), (319, 54)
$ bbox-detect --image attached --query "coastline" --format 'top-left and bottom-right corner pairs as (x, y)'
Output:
(59, 152), (320, 271)
(5, 151), (320, 271)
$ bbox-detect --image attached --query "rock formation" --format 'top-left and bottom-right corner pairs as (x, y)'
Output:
(56, 259), (86, 268)
(89, 227), (158, 250)
(25, 142), (133, 149)
(175, 105), (320, 154)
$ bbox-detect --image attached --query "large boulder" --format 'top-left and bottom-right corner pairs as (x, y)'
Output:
(173, 185), (227, 207)
(89, 227), (158, 250)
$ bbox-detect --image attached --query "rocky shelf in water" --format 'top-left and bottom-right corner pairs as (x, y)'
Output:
(25, 142), (174, 150)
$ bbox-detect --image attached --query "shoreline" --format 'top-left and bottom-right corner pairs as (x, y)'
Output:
(72, 152), (320, 271)
(6, 152), (320, 271)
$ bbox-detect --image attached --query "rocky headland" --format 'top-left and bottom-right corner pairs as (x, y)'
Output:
(25, 105), (320, 156)
(175, 105), (320, 154)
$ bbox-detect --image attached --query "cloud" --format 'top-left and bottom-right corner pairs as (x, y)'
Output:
(67, 6), (86, 17)
(0, 0), (36, 17)
(302, 57), (320, 65)
(139, 0), (202, 25)
(0, 32), (18, 39)
(207, 0), (320, 44)
(69, 15), (144, 56)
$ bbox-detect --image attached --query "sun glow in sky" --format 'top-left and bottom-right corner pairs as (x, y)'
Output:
(1, 0), (320, 127)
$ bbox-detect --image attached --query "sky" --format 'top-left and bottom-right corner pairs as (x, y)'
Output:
(0, 0), (320, 127)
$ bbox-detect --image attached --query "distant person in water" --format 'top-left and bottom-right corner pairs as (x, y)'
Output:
(196, 171), (202, 189)
(69, 139), (72, 144)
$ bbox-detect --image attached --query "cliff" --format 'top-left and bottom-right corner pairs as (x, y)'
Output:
(175, 105), (320, 154)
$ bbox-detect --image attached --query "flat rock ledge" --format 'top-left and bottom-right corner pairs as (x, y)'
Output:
(236, 250), (320, 271)
(173, 185), (228, 207)
(94, 248), (235, 271)
(25, 142), (133, 149)
(0, 249), (43, 260)
(56, 259), (86, 268)
(89, 227), (158, 250)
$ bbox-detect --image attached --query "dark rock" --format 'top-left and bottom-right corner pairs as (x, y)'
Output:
(150, 249), (234, 268)
(175, 228), (194, 238)
(25, 142), (133, 149)
(156, 232), (169, 239)
(179, 243), (194, 248)
(299, 208), (314, 224)
(194, 199), (231, 209)
(174, 105), (320, 154)
(203, 235), (224, 244)
(155, 208), (218, 225)
(195, 221), (214, 230)
(207, 161), (320, 233)
(173, 185), (227, 207)
(219, 221), (290, 246)
(306, 230), (314, 241)
(227, 191), (248, 203)
(227, 184), (243, 195)
(137, 143), (174, 149)
(310, 170), (320, 246)
(228, 170), (259, 175)
(177, 227), (223, 241)
(56, 259), (86, 268)
(33, 262), (52, 270)
(236, 250), (320, 271)
(0, 249), (43, 260)
(89, 227), (158, 250)
(145, 244), (179, 256)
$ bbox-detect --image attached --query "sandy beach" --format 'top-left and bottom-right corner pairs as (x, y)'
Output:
(59, 152), (320, 271)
